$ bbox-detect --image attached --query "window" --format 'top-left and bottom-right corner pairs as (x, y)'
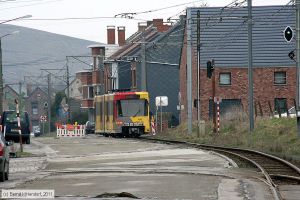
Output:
(88, 86), (94, 99)
(32, 102), (38, 115)
(209, 99), (242, 119)
(117, 99), (147, 117)
(275, 98), (287, 114)
(96, 86), (101, 95)
(274, 72), (286, 85)
(219, 73), (231, 85)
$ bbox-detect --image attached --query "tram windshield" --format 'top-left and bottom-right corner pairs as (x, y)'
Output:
(117, 99), (148, 117)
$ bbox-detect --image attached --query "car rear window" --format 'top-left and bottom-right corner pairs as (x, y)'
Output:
(4, 112), (27, 123)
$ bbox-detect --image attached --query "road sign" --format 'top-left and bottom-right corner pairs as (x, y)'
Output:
(40, 115), (47, 122)
(155, 96), (168, 107)
(284, 26), (293, 42)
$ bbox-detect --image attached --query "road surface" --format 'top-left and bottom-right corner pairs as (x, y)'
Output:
(1, 134), (274, 200)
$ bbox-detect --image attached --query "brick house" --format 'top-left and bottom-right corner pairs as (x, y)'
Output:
(76, 27), (121, 121)
(77, 20), (183, 122)
(66, 77), (82, 100)
(180, 5), (295, 122)
(24, 87), (48, 126)
(3, 85), (19, 111)
(107, 19), (184, 121)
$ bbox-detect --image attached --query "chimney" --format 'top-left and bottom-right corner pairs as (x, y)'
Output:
(147, 21), (153, 27)
(153, 19), (163, 27)
(107, 26), (115, 44)
(153, 18), (171, 32)
(138, 22), (147, 32)
(26, 83), (32, 96)
(117, 26), (126, 46)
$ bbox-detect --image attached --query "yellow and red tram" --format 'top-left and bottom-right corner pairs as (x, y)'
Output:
(94, 91), (150, 137)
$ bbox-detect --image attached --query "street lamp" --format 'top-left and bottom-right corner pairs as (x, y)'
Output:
(0, 15), (32, 25)
(0, 30), (20, 114)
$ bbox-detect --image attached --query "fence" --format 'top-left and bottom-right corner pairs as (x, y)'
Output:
(56, 124), (85, 137)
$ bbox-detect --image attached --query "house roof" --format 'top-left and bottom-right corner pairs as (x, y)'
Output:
(27, 87), (47, 98)
(109, 24), (165, 60)
(4, 85), (18, 96)
(187, 5), (295, 68)
(144, 19), (184, 65)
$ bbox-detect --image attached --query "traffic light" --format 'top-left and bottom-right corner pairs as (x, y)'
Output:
(284, 26), (293, 42)
(207, 60), (214, 79)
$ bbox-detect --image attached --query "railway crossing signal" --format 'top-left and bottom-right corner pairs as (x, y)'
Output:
(40, 115), (47, 122)
(284, 26), (293, 42)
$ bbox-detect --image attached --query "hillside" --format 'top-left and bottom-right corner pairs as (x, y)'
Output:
(0, 24), (101, 90)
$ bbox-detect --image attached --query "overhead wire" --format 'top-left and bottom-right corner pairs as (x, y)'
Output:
(0, 0), (63, 11)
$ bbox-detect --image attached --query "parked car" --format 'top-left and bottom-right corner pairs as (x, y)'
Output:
(33, 126), (41, 137)
(0, 133), (11, 182)
(274, 107), (297, 118)
(85, 121), (95, 134)
(1, 111), (31, 144)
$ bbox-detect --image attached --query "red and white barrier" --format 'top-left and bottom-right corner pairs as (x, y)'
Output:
(216, 99), (220, 133)
(56, 125), (85, 137)
(151, 121), (156, 135)
(214, 97), (222, 134)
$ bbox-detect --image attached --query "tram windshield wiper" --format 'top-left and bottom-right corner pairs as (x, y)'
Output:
(133, 108), (140, 117)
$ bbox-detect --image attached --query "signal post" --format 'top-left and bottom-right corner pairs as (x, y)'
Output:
(207, 60), (217, 133)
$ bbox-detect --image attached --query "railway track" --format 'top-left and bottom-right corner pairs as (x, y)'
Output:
(140, 136), (300, 200)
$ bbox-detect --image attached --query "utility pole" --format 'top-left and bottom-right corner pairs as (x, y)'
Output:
(47, 74), (51, 134)
(66, 57), (70, 123)
(212, 67), (217, 133)
(0, 39), (3, 114)
(197, 10), (201, 137)
(131, 60), (137, 90)
(248, 0), (254, 132)
(18, 82), (22, 110)
(141, 34), (147, 91)
(187, 9), (193, 134)
(296, 0), (300, 137)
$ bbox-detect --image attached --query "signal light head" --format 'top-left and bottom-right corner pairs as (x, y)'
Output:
(207, 60), (215, 79)
(284, 26), (293, 42)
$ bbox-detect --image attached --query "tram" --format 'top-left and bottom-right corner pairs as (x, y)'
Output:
(94, 91), (150, 137)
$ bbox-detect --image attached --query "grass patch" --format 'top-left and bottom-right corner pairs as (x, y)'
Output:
(15, 151), (34, 158)
(152, 118), (300, 165)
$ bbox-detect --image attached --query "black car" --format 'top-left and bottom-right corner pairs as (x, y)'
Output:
(0, 133), (11, 182)
(1, 111), (31, 144)
(85, 121), (95, 134)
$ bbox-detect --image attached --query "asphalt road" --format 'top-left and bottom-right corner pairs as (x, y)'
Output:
(0, 134), (275, 200)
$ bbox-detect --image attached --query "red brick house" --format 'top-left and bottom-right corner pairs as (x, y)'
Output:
(77, 20), (174, 122)
(180, 5), (295, 122)
(3, 85), (19, 111)
(24, 87), (48, 126)
(76, 26), (122, 121)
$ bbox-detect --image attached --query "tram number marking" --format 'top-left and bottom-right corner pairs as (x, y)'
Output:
(123, 122), (143, 126)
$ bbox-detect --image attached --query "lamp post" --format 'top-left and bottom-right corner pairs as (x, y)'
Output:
(0, 31), (20, 114)
(0, 15), (32, 25)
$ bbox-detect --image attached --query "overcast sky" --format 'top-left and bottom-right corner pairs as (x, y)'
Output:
(0, 0), (291, 43)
